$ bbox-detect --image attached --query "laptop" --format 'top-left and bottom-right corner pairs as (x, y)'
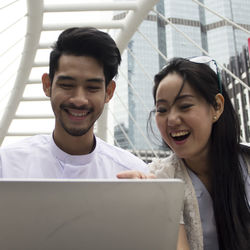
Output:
(0, 179), (184, 250)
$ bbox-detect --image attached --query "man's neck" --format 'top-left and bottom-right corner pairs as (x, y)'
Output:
(53, 130), (95, 155)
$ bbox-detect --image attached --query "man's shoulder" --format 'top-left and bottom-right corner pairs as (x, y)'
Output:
(1, 134), (51, 153)
(96, 137), (143, 160)
(0, 135), (53, 178)
(95, 137), (148, 171)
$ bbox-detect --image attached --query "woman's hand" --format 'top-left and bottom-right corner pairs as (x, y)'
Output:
(177, 225), (190, 250)
(117, 170), (156, 179)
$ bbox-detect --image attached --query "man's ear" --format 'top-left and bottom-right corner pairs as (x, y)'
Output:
(105, 80), (116, 103)
(42, 73), (52, 97)
(213, 93), (224, 122)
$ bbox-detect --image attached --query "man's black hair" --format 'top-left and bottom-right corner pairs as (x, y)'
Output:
(49, 27), (121, 86)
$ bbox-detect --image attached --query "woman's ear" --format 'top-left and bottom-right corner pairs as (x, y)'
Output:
(213, 93), (224, 122)
(42, 73), (51, 97)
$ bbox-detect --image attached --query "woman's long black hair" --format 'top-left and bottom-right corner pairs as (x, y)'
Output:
(150, 58), (250, 250)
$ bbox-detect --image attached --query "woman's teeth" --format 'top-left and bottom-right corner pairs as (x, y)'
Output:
(170, 131), (190, 141)
(171, 131), (189, 137)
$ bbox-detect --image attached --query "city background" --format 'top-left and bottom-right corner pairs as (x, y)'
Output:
(112, 0), (250, 160)
(0, 0), (249, 162)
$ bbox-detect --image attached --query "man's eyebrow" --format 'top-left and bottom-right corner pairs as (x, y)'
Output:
(56, 75), (75, 81)
(86, 78), (105, 83)
(55, 76), (104, 83)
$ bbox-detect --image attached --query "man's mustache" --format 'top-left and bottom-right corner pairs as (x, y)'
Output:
(60, 103), (93, 112)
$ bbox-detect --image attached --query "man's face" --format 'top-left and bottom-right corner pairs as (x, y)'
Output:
(42, 55), (115, 138)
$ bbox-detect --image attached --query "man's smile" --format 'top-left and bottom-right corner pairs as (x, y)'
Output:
(67, 109), (89, 117)
(60, 104), (93, 120)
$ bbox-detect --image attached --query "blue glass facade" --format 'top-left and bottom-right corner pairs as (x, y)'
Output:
(113, 0), (250, 149)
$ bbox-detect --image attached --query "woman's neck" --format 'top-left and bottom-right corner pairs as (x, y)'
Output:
(183, 153), (212, 194)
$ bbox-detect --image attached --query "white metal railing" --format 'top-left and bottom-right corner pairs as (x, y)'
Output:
(0, 0), (160, 147)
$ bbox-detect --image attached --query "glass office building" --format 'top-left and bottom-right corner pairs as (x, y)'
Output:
(113, 0), (250, 150)
(205, 0), (250, 63)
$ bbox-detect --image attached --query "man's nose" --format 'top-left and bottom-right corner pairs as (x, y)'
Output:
(70, 87), (88, 107)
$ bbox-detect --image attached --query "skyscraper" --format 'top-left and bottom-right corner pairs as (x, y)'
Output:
(113, 0), (250, 150)
(205, 0), (250, 63)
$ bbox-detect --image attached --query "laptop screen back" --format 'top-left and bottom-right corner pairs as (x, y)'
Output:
(0, 179), (184, 250)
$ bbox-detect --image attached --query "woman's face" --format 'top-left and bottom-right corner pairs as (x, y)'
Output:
(155, 72), (218, 162)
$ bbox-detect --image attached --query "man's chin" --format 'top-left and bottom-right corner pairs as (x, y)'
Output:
(63, 127), (90, 137)
(58, 118), (94, 137)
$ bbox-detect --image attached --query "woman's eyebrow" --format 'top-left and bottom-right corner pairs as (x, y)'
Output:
(156, 94), (195, 106)
(156, 99), (168, 105)
(175, 94), (195, 101)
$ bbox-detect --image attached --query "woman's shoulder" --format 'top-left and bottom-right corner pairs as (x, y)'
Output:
(148, 153), (182, 178)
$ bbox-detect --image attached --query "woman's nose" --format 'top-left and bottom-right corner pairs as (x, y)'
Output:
(167, 109), (181, 127)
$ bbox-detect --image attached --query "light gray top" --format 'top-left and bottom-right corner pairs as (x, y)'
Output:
(149, 151), (250, 250)
(187, 154), (250, 250)
(187, 168), (219, 250)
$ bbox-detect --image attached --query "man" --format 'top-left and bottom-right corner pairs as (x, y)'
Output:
(0, 27), (148, 178)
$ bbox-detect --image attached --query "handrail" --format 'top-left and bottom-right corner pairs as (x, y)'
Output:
(115, 0), (160, 53)
(96, 0), (160, 141)
(0, 0), (44, 145)
(44, 2), (138, 12)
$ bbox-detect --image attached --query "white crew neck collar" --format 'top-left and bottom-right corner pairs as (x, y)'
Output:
(49, 134), (97, 165)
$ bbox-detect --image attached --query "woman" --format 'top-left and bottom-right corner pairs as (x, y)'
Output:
(118, 57), (250, 250)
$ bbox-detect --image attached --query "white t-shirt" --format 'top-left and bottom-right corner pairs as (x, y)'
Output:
(0, 134), (148, 178)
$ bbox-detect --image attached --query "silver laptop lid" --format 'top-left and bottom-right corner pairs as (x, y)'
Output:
(0, 179), (184, 250)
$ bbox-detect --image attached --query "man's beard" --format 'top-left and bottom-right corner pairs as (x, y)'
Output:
(58, 103), (95, 136)
(59, 118), (95, 137)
